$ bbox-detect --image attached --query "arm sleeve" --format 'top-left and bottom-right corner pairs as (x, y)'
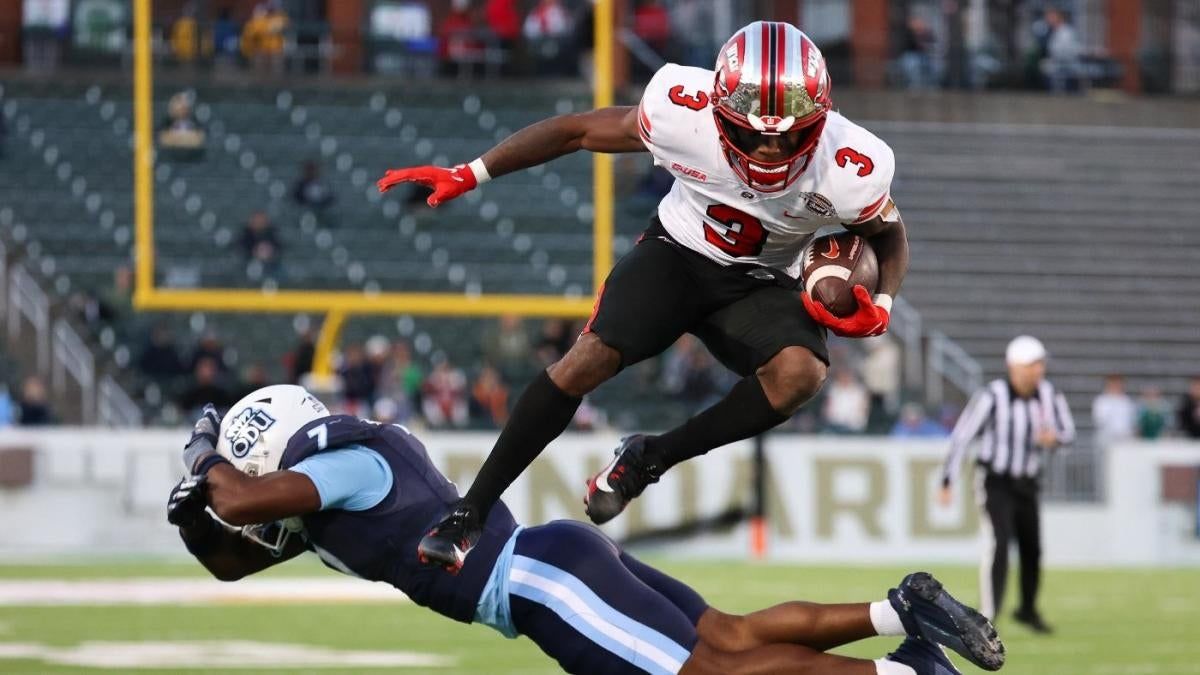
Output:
(1053, 391), (1076, 446)
(941, 388), (994, 487)
(288, 446), (394, 512)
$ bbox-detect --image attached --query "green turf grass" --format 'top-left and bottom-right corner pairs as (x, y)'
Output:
(0, 560), (1197, 674)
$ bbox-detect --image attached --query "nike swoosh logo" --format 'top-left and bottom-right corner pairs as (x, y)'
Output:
(782, 210), (811, 220)
(821, 239), (840, 259)
(593, 455), (621, 493)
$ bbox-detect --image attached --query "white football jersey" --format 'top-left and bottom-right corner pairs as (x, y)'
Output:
(637, 64), (895, 277)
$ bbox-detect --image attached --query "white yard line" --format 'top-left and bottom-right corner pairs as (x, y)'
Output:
(0, 578), (410, 606)
(0, 640), (453, 669)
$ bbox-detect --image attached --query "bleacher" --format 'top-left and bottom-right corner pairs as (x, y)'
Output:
(881, 120), (1200, 419)
(3, 77), (1199, 428)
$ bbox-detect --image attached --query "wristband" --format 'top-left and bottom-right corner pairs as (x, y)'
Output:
(194, 453), (232, 477)
(467, 158), (491, 184)
(873, 293), (894, 313)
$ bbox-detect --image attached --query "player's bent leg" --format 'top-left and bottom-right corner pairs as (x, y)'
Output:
(682, 640), (878, 675)
(547, 332), (622, 397)
(755, 345), (828, 414)
(697, 603), (877, 654)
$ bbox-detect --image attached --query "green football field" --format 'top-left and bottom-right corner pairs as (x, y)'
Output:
(0, 558), (1197, 674)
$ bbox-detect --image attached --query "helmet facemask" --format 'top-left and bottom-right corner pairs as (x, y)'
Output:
(713, 108), (826, 192)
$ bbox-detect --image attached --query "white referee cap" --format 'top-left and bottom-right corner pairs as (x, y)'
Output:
(1006, 335), (1047, 366)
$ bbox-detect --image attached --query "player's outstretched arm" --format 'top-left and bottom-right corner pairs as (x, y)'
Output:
(378, 106), (645, 207)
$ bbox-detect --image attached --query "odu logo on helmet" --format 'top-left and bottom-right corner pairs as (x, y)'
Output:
(225, 407), (277, 458)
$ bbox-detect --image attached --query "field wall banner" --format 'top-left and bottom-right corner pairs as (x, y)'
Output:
(0, 429), (1197, 567)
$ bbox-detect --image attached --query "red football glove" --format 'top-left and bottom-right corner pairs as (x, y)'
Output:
(802, 285), (890, 338)
(376, 164), (478, 207)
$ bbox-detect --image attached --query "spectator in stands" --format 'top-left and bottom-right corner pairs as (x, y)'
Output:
(287, 328), (315, 383)
(1040, 7), (1083, 93)
(157, 92), (205, 158)
(524, 0), (574, 76)
(485, 0), (521, 73)
(169, 3), (201, 66)
(235, 363), (271, 402)
(571, 397), (606, 431)
(101, 264), (133, 324)
(338, 343), (377, 414)
(861, 334), (902, 434)
(213, 8), (242, 71)
(365, 335), (393, 391)
(240, 211), (282, 275)
(822, 368), (870, 434)
(139, 322), (187, 384)
(291, 160), (336, 220)
(482, 314), (532, 382)
(177, 357), (234, 417)
(17, 375), (54, 426)
(897, 15), (938, 89)
(890, 402), (949, 438)
(1178, 376), (1200, 439)
(660, 335), (724, 412)
(668, 0), (713, 67)
(534, 318), (574, 368)
(0, 384), (13, 427)
(1136, 386), (1170, 440)
(189, 331), (228, 374)
(438, 0), (483, 77)
(1092, 374), (1136, 444)
(242, 1), (289, 76)
(422, 358), (470, 428)
(471, 364), (510, 428)
(632, 0), (671, 76)
(375, 339), (422, 424)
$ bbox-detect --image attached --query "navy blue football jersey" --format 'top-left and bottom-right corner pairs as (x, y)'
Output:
(279, 415), (518, 623)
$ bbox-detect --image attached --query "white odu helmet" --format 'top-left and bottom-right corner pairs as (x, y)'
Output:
(216, 384), (330, 478)
(215, 384), (330, 554)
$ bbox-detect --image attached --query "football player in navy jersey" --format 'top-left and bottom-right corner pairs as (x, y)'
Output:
(168, 386), (1004, 675)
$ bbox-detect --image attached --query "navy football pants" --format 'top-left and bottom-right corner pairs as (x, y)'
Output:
(508, 520), (709, 675)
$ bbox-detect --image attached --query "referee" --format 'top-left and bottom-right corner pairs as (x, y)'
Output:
(939, 335), (1075, 634)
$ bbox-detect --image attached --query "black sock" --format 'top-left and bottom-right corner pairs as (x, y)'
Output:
(645, 375), (788, 470)
(464, 370), (581, 517)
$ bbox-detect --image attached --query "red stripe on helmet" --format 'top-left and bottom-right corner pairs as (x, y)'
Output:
(774, 23), (787, 118)
(759, 22), (770, 118)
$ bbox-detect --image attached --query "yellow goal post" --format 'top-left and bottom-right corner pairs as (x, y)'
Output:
(131, 0), (615, 377)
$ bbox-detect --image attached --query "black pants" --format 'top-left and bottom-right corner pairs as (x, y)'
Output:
(978, 472), (1041, 619)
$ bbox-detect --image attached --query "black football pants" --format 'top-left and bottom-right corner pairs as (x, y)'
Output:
(978, 473), (1042, 619)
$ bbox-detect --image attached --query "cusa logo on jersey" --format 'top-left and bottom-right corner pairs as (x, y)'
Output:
(225, 407), (277, 458)
(671, 162), (707, 182)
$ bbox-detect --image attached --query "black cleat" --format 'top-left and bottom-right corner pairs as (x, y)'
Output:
(583, 435), (664, 525)
(417, 499), (482, 575)
(890, 572), (1006, 671)
(886, 636), (962, 675)
(1013, 608), (1053, 634)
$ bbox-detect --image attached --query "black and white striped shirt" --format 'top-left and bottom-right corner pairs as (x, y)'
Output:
(941, 378), (1076, 485)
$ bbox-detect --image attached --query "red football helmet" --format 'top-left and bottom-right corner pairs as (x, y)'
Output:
(712, 21), (832, 193)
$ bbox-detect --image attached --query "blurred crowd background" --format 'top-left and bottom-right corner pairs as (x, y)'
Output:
(1, 0), (1199, 464)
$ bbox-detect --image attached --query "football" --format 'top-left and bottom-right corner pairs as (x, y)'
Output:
(800, 232), (879, 317)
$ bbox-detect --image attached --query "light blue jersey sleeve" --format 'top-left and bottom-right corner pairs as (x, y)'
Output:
(288, 444), (393, 512)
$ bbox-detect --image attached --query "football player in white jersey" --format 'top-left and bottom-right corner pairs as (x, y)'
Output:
(379, 21), (908, 573)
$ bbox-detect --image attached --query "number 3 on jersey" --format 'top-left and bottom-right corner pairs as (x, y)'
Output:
(703, 204), (766, 257)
